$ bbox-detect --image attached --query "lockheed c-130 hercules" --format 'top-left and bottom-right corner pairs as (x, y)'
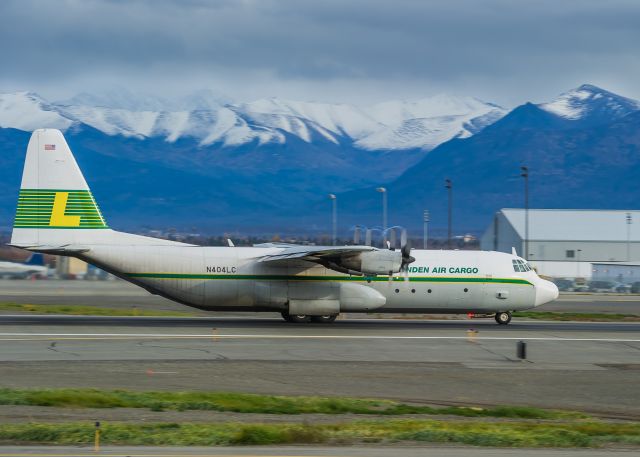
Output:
(10, 129), (559, 324)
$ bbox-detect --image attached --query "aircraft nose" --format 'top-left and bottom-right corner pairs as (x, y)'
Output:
(535, 279), (559, 306)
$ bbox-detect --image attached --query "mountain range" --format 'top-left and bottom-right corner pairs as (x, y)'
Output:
(0, 84), (638, 236)
(334, 84), (640, 234)
(0, 89), (505, 151)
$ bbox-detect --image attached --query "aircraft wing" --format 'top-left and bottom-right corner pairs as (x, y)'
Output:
(257, 245), (376, 262)
(255, 245), (402, 276)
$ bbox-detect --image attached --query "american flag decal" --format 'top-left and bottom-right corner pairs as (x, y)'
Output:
(44, 144), (56, 151)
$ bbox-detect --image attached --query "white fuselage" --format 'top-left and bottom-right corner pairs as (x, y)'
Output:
(78, 241), (557, 314)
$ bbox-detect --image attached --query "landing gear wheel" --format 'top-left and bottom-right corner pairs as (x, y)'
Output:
(281, 312), (311, 323)
(495, 311), (512, 325)
(311, 314), (338, 324)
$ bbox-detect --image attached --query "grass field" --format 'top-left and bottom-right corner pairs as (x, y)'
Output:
(0, 302), (193, 317)
(0, 388), (584, 419)
(0, 420), (639, 447)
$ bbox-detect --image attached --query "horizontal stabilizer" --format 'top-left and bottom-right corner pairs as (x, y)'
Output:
(8, 243), (91, 254)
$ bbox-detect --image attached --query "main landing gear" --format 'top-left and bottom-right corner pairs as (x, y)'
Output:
(281, 312), (338, 324)
(495, 311), (512, 325)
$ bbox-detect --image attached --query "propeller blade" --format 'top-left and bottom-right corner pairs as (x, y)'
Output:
(401, 228), (407, 249)
(354, 227), (361, 245)
(399, 231), (416, 269)
(389, 228), (396, 250)
(365, 229), (372, 247)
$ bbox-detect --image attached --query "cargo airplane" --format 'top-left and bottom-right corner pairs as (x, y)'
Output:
(9, 129), (559, 324)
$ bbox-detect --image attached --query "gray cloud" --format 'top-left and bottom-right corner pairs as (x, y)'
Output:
(1, 0), (639, 106)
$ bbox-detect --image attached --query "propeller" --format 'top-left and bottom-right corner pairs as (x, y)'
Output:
(353, 226), (361, 245)
(386, 227), (397, 283)
(365, 229), (372, 247)
(400, 228), (415, 282)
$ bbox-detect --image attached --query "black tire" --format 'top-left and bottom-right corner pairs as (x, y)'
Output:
(495, 311), (512, 325)
(311, 314), (338, 324)
(281, 312), (311, 323)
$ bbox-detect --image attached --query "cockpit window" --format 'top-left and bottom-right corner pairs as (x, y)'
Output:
(512, 259), (531, 272)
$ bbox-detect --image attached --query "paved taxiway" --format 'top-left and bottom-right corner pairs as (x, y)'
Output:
(1, 315), (639, 416)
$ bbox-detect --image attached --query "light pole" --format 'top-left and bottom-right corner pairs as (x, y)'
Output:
(376, 187), (387, 231)
(423, 210), (430, 249)
(520, 166), (529, 260)
(627, 212), (632, 261)
(576, 249), (582, 279)
(328, 194), (337, 246)
(445, 179), (452, 249)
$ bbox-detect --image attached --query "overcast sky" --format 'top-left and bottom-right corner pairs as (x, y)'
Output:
(1, 0), (639, 107)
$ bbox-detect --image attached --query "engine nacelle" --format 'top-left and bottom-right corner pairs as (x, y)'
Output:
(340, 249), (402, 276)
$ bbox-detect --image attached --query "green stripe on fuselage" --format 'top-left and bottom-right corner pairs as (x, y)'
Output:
(124, 272), (532, 286)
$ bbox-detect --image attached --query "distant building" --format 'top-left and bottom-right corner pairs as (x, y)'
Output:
(591, 262), (640, 285)
(56, 256), (88, 279)
(480, 209), (640, 278)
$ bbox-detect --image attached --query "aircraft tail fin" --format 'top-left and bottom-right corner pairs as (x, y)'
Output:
(11, 129), (110, 249)
(25, 253), (45, 266)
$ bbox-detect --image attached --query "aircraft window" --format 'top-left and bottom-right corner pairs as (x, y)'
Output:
(464, 288), (469, 293)
(395, 289), (399, 293)
(411, 289), (416, 293)
(513, 259), (533, 272)
(427, 289), (432, 293)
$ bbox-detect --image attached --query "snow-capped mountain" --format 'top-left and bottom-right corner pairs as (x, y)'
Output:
(357, 96), (504, 150)
(0, 90), (506, 151)
(335, 85), (640, 232)
(0, 92), (72, 132)
(538, 84), (640, 124)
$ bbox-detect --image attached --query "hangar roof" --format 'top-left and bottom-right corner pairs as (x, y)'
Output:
(500, 209), (640, 242)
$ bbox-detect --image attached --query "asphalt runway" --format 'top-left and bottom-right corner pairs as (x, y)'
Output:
(1, 280), (639, 418)
(1, 314), (639, 417)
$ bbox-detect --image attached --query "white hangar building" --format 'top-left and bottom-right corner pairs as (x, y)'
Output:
(480, 209), (640, 278)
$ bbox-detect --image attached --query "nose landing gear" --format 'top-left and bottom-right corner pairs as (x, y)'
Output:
(495, 311), (512, 325)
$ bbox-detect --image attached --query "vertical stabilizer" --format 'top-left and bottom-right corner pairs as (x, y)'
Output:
(25, 253), (45, 266)
(11, 129), (109, 248)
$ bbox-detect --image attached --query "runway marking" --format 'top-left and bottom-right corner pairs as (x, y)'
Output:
(0, 333), (639, 342)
